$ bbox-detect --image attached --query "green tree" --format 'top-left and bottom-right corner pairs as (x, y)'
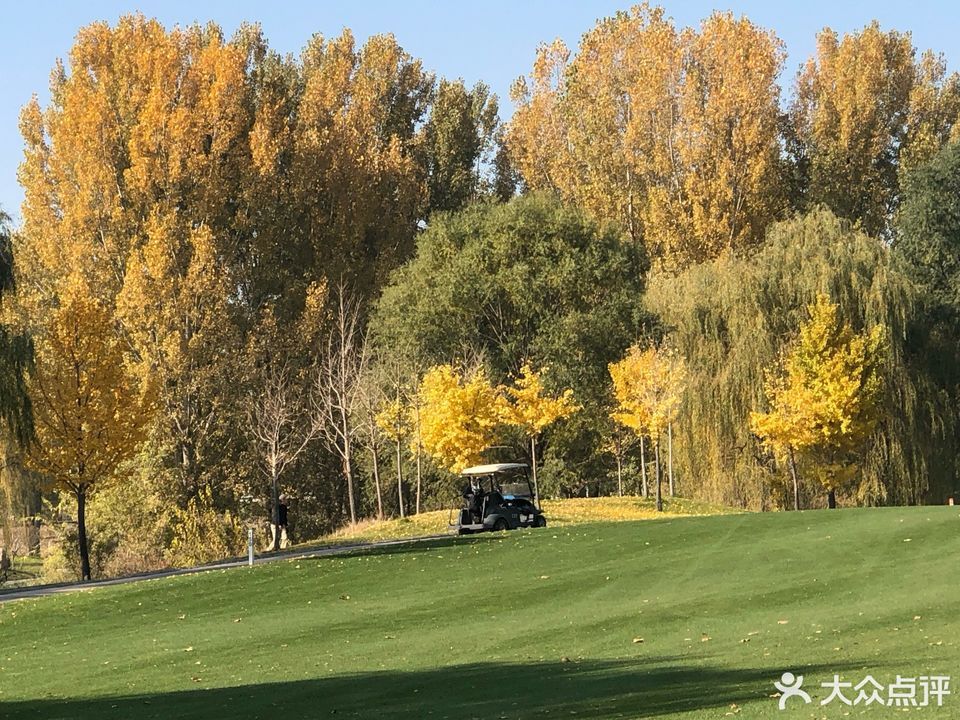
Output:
(0, 209), (36, 556)
(422, 79), (500, 215)
(896, 141), (960, 312)
(371, 194), (647, 495)
(0, 210), (32, 447)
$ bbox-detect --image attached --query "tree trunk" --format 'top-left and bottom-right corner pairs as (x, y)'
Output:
(343, 444), (356, 525)
(530, 436), (540, 507)
(371, 446), (384, 520)
(415, 445), (422, 515)
(616, 451), (623, 497)
(827, 488), (837, 509)
(413, 402), (423, 515)
(787, 447), (800, 512)
(76, 487), (91, 581)
(668, 422), (674, 497)
(396, 438), (405, 518)
(640, 435), (648, 498)
(271, 464), (281, 551)
(654, 435), (663, 512)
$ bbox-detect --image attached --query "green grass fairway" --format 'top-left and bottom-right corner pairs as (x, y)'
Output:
(2, 508), (958, 718)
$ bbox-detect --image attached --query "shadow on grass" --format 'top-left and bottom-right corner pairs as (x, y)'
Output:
(3, 657), (854, 720)
(313, 532), (506, 561)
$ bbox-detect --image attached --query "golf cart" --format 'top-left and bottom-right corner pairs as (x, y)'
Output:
(450, 463), (547, 534)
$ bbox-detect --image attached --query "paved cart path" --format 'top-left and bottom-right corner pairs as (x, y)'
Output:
(0, 533), (449, 604)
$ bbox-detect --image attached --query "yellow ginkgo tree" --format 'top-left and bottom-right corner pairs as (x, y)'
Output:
(751, 294), (886, 509)
(417, 364), (504, 474)
(609, 344), (687, 511)
(24, 273), (152, 580)
(502, 363), (578, 505)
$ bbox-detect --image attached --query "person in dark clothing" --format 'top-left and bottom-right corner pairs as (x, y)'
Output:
(462, 479), (485, 523)
(273, 494), (290, 549)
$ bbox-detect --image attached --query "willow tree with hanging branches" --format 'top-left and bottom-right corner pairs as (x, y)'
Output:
(646, 208), (953, 509)
(0, 209), (36, 553)
(0, 211), (32, 446)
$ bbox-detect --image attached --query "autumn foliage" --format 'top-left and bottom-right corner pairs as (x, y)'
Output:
(508, 4), (785, 268)
(417, 365), (505, 473)
(751, 295), (886, 508)
(4, 6), (960, 579)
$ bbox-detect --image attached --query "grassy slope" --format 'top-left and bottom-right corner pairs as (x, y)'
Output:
(2, 507), (958, 719)
(315, 495), (734, 544)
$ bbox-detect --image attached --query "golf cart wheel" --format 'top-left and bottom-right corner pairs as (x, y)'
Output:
(534, 515), (547, 528)
(493, 518), (509, 532)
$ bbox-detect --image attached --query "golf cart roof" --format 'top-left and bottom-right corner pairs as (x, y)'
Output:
(460, 463), (529, 476)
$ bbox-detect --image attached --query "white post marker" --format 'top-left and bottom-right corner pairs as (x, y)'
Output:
(248, 527), (255, 567)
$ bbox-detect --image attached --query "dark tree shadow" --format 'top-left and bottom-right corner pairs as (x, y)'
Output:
(3, 657), (859, 719)
(332, 532), (504, 558)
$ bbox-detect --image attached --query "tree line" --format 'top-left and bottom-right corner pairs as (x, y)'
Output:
(2, 7), (960, 579)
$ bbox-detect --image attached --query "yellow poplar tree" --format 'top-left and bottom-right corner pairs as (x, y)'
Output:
(751, 295), (886, 509)
(502, 363), (578, 505)
(791, 23), (960, 237)
(23, 274), (150, 580)
(116, 217), (236, 497)
(417, 364), (504, 474)
(671, 12), (785, 265)
(18, 16), (251, 502)
(506, 38), (572, 195)
(291, 29), (433, 290)
(609, 345), (686, 511)
(507, 4), (784, 268)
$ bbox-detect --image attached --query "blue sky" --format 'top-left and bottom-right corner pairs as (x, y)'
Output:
(0, 1), (956, 223)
